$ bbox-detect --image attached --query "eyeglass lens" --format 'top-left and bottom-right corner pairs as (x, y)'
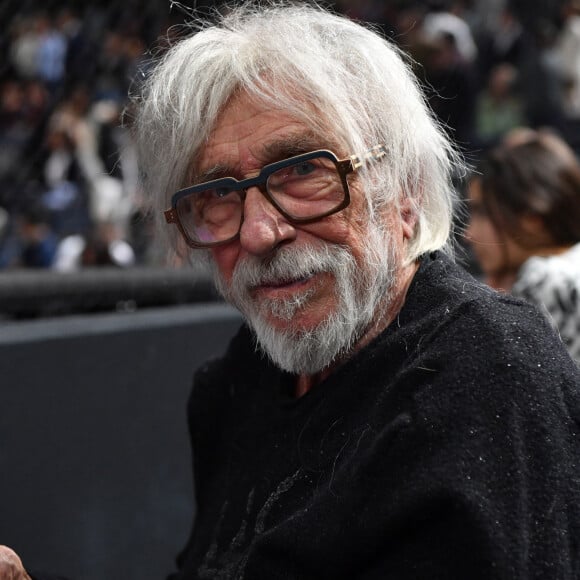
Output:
(176, 154), (345, 245)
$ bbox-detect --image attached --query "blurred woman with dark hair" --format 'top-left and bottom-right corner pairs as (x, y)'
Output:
(466, 129), (580, 362)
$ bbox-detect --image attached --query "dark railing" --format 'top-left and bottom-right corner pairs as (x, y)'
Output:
(0, 266), (220, 318)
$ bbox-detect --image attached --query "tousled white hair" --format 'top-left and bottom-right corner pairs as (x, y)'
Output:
(131, 1), (464, 261)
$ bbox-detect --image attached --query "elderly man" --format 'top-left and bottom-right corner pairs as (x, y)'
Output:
(2, 3), (580, 580)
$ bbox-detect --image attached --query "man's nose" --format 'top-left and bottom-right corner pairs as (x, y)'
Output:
(238, 186), (297, 256)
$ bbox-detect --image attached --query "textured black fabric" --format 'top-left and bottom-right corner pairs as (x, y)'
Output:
(170, 251), (580, 580)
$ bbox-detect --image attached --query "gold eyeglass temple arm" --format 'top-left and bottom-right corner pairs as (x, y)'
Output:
(350, 144), (387, 170)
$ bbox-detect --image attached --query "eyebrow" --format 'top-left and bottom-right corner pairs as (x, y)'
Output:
(193, 132), (334, 185)
(194, 164), (232, 184)
(260, 132), (329, 161)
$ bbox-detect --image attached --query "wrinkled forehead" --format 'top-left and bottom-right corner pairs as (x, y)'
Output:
(189, 90), (347, 182)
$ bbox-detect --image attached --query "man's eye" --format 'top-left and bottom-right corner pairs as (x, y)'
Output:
(214, 187), (233, 198)
(293, 161), (316, 176)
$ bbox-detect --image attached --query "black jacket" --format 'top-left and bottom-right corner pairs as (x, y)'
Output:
(171, 252), (580, 579)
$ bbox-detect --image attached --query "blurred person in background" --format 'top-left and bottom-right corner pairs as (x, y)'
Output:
(518, 18), (568, 133)
(420, 11), (478, 151)
(477, 4), (525, 76)
(474, 62), (526, 147)
(466, 128), (580, 363)
(8, 13), (46, 82)
(16, 203), (59, 269)
(35, 14), (67, 94)
(553, 0), (580, 154)
(555, 0), (580, 121)
(421, 0), (478, 64)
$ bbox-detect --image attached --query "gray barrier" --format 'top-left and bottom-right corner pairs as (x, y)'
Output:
(0, 267), (217, 318)
(0, 303), (243, 580)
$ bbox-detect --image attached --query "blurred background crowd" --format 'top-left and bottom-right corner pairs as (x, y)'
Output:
(1, 0), (579, 271)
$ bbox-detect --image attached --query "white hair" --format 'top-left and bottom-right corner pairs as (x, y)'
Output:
(132, 1), (464, 261)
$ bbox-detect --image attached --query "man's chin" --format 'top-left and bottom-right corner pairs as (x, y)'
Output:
(250, 317), (338, 375)
(255, 302), (333, 335)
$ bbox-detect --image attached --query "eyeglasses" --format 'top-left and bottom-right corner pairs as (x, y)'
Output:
(164, 144), (387, 248)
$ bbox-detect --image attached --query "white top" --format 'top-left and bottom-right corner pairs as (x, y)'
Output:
(512, 243), (580, 364)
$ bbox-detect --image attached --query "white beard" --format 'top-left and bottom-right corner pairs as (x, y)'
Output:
(212, 222), (397, 375)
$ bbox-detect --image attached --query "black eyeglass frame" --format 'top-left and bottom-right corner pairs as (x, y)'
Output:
(164, 145), (387, 249)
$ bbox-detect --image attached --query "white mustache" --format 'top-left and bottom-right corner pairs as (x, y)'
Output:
(231, 244), (348, 290)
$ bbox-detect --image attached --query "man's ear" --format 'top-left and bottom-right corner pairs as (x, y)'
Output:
(400, 195), (418, 241)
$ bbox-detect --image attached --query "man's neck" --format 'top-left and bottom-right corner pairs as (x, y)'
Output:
(293, 259), (420, 397)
